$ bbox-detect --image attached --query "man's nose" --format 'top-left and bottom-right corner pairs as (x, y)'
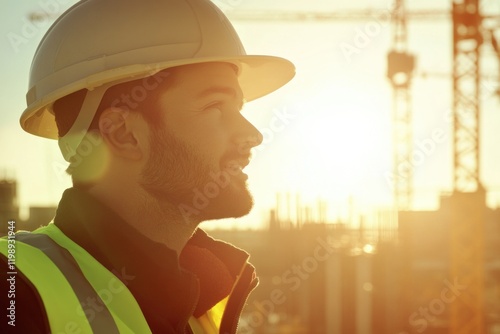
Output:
(231, 115), (263, 152)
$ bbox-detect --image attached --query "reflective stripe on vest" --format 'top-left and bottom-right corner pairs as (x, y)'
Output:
(0, 223), (151, 334)
(18, 232), (119, 333)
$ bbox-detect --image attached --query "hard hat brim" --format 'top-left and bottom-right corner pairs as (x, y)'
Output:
(20, 55), (295, 140)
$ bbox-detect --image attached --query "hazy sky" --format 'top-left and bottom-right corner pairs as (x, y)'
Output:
(1, 0), (499, 228)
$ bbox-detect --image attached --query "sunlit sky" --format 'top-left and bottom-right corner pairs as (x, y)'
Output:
(1, 0), (499, 229)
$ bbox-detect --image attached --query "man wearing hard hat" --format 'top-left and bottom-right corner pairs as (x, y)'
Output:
(0, 0), (294, 333)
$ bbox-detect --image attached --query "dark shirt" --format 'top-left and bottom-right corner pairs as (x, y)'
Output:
(1, 188), (257, 333)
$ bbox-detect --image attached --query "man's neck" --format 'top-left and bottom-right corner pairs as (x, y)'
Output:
(87, 181), (198, 256)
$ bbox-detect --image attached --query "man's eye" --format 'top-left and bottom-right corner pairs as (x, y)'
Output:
(203, 103), (223, 112)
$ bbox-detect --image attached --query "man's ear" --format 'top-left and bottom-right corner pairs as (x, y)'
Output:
(98, 107), (145, 160)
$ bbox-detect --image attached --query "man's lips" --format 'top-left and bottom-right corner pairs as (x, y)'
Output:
(222, 157), (251, 175)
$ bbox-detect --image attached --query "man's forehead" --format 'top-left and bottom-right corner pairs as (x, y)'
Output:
(171, 62), (243, 97)
(196, 86), (240, 99)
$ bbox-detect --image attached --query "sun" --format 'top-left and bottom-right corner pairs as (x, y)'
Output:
(273, 85), (393, 208)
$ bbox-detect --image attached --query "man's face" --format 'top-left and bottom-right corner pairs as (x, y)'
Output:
(139, 62), (263, 223)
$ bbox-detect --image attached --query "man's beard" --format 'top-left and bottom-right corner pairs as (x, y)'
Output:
(139, 124), (254, 223)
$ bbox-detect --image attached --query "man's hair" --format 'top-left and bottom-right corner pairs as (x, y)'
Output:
(53, 69), (175, 187)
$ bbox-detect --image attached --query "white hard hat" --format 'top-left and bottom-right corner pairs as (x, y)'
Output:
(21, 0), (295, 161)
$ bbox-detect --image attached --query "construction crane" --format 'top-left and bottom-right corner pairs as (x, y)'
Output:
(386, 0), (415, 211)
(449, 0), (497, 332)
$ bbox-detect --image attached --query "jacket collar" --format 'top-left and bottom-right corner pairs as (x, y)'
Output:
(54, 187), (253, 333)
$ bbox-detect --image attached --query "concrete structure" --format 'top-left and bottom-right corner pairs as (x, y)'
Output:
(0, 179), (19, 235)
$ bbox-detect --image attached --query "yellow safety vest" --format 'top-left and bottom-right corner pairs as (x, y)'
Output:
(0, 223), (226, 333)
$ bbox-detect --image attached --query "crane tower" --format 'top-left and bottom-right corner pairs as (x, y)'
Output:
(387, 0), (416, 211)
(449, 0), (486, 333)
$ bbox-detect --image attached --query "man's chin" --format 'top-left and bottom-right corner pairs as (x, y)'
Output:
(171, 182), (254, 224)
(198, 190), (254, 221)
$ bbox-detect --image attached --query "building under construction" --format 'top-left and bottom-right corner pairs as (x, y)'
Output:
(217, 0), (500, 333)
(209, 195), (500, 334)
(0, 179), (56, 235)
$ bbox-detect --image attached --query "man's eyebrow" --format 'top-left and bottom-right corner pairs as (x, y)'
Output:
(196, 86), (239, 99)
(196, 86), (245, 108)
